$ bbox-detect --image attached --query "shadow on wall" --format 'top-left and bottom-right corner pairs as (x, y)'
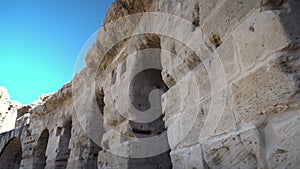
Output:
(33, 129), (49, 169)
(0, 137), (22, 169)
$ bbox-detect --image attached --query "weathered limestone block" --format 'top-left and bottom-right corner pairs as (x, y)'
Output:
(100, 137), (172, 168)
(203, 127), (266, 169)
(100, 124), (129, 152)
(44, 136), (61, 169)
(165, 89), (237, 149)
(162, 84), (181, 124)
(157, 0), (222, 28)
(197, 0), (220, 24)
(67, 137), (100, 169)
(213, 87), (237, 136)
(104, 0), (155, 24)
(103, 108), (127, 132)
(162, 63), (210, 133)
(197, 88), (237, 143)
(166, 102), (205, 149)
(233, 9), (293, 70)
(86, 21), (135, 70)
(98, 151), (128, 169)
(157, 0), (191, 19)
(231, 52), (300, 127)
(216, 36), (240, 81)
(163, 57), (236, 147)
(127, 34), (161, 53)
(203, 0), (265, 45)
(264, 109), (300, 169)
(162, 61), (211, 114)
(15, 105), (32, 128)
(101, 82), (127, 131)
(161, 36), (212, 89)
(170, 144), (204, 169)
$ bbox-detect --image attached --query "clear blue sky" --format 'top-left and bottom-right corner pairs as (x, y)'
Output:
(0, 0), (114, 104)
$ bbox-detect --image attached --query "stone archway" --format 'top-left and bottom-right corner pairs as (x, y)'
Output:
(0, 137), (22, 169)
(127, 34), (172, 169)
(33, 129), (49, 169)
(128, 67), (172, 168)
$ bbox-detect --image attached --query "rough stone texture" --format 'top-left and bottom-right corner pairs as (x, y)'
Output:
(0, 0), (300, 169)
(170, 144), (204, 169)
(203, 127), (267, 169)
(231, 53), (300, 127)
(264, 109), (300, 169)
(0, 86), (21, 133)
(232, 9), (294, 70)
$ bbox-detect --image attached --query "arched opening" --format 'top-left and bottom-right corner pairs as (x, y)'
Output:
(33, 129), (49, 169)
(127, 34), (172, 168)
(55, 120), (72, 168)
(0, 137), (22, 169)
(128, 68), (172, 168)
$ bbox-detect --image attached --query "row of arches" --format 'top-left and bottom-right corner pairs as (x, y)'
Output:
(1, 34), (175, 169)
(0, 121), (72, 169)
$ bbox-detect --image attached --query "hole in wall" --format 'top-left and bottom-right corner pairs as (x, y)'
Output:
(120, 60), (127, 77)
(111, 69), (117, 85)
(209, 33), (222, 48)
(129, 68), (168, 111)
(96, 88), (105, 115)
(56, 127), (62, 136)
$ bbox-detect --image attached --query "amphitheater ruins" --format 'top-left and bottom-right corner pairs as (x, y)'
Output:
(0, 0), (299, 168)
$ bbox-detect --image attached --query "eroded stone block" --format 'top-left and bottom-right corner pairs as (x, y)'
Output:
(216, 36), (240, 81)
(264, 110), (300, 169)
(203, 127), (266, 169)
(170, 144), (204, 169)
(203, 0), (263, 42)
(233, 9), (291, 70)
(231, 55), (299, 127)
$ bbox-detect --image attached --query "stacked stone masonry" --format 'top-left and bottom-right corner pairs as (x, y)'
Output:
(0, 0), (299, 168)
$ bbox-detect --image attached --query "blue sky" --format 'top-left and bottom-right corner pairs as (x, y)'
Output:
(0, 0), (114, 104)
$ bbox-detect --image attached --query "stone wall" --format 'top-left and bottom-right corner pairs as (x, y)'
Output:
(0, 0), (299, 169)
